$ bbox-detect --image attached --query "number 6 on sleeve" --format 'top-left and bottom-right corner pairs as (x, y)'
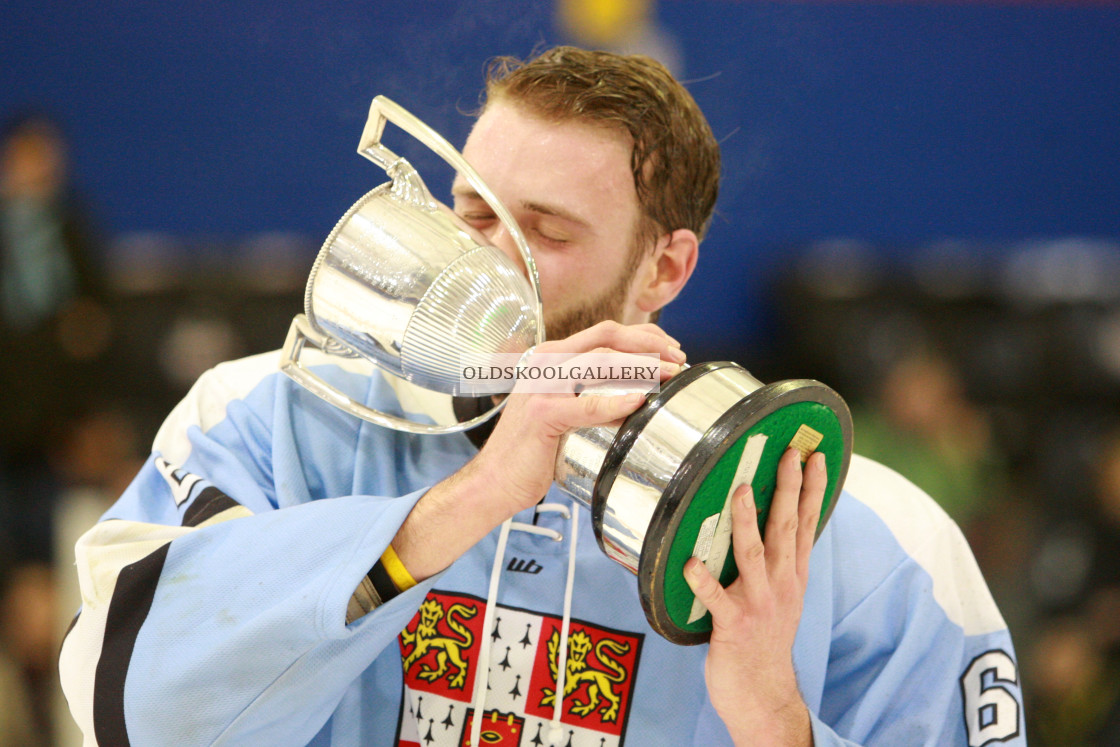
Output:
(959, 650), (1021, 746)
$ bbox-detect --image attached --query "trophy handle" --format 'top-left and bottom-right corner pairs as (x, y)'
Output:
(280, 315), (507, 435)
(357, 96), (545, 344)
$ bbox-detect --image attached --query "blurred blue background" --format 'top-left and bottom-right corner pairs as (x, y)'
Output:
(3, 2), (1120, 744)
(4, 0), (1117, 360)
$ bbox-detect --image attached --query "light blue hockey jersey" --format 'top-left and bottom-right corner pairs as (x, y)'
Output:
(59, 350), (1026, 746)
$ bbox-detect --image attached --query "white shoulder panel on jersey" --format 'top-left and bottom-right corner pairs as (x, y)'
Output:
(842, 454), (1006, 636)
(153, 350), (286, 466)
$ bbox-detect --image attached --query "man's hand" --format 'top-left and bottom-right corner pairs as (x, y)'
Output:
(394, 320), (686, 580)
(472, 321), (684, 517)
(684, 448), (828, 747)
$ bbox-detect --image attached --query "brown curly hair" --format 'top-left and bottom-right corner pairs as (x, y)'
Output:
(481, 46), (721, 250)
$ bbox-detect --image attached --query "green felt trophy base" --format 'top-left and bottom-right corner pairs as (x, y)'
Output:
(636, 379), (853, 645)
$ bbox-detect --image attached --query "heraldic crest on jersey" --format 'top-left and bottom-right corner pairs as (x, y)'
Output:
(539, 628), (631, 723)
(395, 591), (644, 746)
(400, 597), (479, 690)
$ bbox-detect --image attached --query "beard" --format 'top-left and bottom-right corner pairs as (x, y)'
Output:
(541, 230), (652, 341)
(542, 264), (633, 342)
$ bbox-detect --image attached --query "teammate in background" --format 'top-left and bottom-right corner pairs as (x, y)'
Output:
(58, 47), (1026, 746)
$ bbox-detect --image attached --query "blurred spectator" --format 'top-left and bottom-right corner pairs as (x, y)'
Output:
(0, 556), (52, 747)
(851, 348), (1008, 531)
(1, 111), (117, 746)
(0, 111), (112, 563)
(1026, 616), (1119, 747)
(1024, 427), (1120, 744)
(1029, 427), (1120, 620)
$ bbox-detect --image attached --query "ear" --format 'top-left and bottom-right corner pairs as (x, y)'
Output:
(633, 228), (699, 314)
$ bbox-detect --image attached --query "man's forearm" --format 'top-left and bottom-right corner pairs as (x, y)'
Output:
(724, 699), (813, 747)
(391, 455), (512, 581)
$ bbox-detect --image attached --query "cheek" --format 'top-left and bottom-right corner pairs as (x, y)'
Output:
(530, 239), (636, 316)
(532, 255), (568, 308)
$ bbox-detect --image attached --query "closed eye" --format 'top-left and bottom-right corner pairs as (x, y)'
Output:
(458, 211), (497, 228)
(532, 227), (569, 247)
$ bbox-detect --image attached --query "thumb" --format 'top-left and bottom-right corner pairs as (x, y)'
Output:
(684, 557), (730, 621)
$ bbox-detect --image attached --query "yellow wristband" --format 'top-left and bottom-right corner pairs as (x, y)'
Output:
(380, 544), (417, 592)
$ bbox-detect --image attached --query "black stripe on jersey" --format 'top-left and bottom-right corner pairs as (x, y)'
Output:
(93, 542), (171, 747)
(182, 486), (239, 527)
(367, 559), (402, 604)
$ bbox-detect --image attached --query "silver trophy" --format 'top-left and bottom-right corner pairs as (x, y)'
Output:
(282, 97), (853, 644)
(281, 96), (543, 433)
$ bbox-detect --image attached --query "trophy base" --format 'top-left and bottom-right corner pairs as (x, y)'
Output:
(586, 364), (852, 645)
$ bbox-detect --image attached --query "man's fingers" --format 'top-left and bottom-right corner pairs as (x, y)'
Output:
(795, 452), (828, 579)
(574, 347), (682, 383)
(765, 448), (804, 578)
(728, 483), (771, 605)
(684, 451), (827, 633)
(684, 556), (732, 621)
(531, 391), (647, 438)
(542, 319), (687, 365)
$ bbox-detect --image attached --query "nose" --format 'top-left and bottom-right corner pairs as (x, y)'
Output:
(483, 221), (528, 277)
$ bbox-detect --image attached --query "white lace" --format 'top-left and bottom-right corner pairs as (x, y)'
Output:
(468, 500), (579, 747)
